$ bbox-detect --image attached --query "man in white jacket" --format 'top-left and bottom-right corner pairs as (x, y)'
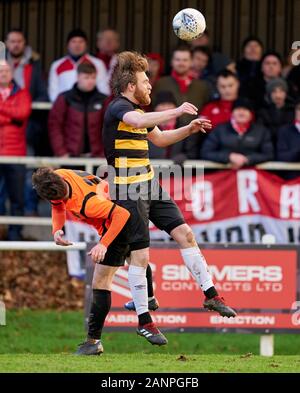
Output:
(48, 28), (110, 102)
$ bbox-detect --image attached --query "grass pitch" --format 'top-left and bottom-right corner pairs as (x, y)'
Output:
(0, 310), (300, 373)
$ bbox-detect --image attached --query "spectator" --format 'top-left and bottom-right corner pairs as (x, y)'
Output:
(257, 78), (294, 144)
(0, 61), (31, 240)
(48, 28), (109, 102)
(5, 28), (48, 102)
(152, 45), (209, 124)
(201, 70), (240, 129)
(190, 29), (234, 75)
(190, 46), (210, 79)
(6, 28), (49, 216)
(241, 51), (284, 109)
(146, 53), (165, 86)
(148, 91), (177, 159)
(276, 101), (300, 179)
(236, 36), (264, 86)
(190, 46), (215, 96)
(200, 98), (274, 168)
(48, 63), (107, 157)
(96, 28), (120, 75)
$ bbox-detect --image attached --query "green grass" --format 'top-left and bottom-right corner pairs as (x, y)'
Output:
(0, 309), (300, 372)
(1, 353), (300, 373)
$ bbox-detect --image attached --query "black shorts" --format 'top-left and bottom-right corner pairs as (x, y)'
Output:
(112, 178), (185, 251)
(100, 220), (131, 267)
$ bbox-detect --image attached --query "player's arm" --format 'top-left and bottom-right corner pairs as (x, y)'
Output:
(122, 102), (198, 129)
(51, 201), (73, 246)
(84, 197), (130, 263)
(147, 118), (212, 148)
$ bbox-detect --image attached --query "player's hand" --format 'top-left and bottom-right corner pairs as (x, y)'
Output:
(54, 230), (73, 246)
(176, 102), (198, 117)
(188, 118), (212, 134)
(229, 153), (249, 169)
(88, 243), (107, 264)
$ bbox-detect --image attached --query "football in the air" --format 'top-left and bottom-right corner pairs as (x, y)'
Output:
(172, 8), (206, 41)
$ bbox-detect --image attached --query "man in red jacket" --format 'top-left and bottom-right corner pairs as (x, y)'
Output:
(0, 61), (32, 240)
(201, 70), (240, 129)
(6, 28), (49, 216)
(48, 62), (107, 157)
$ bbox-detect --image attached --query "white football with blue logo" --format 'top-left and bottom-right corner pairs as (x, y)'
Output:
(172, 8), (206, 41)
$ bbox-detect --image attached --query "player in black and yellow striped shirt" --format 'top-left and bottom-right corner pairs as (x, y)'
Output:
(102, 51), (236, 346)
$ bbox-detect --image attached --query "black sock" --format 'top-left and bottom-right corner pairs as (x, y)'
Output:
(138, 312), (152, 326)
(146, 264), (154, 298)
(204, 286), (218, 299)
(88, 289), (111, 340)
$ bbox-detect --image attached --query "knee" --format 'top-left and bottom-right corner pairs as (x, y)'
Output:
(185, 228), (197, 247)
(92, 278), (111, 291)
(92, 268), (112, 290)
(130, 249), (149, 267)
(175, 225), (197, 247)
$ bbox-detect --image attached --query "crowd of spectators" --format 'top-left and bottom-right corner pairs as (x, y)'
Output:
(0, 27), (300, 239)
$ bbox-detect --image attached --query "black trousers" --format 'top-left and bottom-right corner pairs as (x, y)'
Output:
(0, 164), (26, 240)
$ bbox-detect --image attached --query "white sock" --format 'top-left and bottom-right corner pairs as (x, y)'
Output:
(128, 265), (148, 315)
(180, 247), (214, 292)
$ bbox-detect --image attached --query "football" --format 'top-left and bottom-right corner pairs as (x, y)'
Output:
(172, 8), (206, 41)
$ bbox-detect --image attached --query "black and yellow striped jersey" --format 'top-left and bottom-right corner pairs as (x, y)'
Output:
(103, 96), (155, 185)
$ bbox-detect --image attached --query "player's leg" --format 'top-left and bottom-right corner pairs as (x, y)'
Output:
(124, 263), (159, 311)
(127, 248), (167, 346)
(76, 224), (132, 355)
(112, 191), (167, 345)
(170, 224), (236, 317)
(75, 264), (118, 355)
(149, 180), (236, 318)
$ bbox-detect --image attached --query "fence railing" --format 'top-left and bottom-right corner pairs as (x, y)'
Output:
(1, 156), (300, 173)
(0, 241), (86, 251)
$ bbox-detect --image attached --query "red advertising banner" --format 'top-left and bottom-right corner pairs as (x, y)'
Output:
(106, 312), (300, 331)
(103, 244), (300, 333)
(150, 169), (300, 244)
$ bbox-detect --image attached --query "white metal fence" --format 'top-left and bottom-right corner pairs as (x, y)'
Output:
(0, 156), (300, 173)
(0, 241), (86, 251)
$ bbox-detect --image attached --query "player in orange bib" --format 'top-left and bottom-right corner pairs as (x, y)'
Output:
(32, 167), (167, 355)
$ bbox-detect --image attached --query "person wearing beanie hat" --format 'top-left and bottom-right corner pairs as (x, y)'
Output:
(201, 95), (274, 168)
(48, 28), (109, 102)
(266, 77), (288, 96)
(257, 77), (294, 144)
(232, 97), (254, 112)
(67, 28), (88, 43)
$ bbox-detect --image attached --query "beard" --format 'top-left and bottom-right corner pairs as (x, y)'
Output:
(134, 87), (151, 106)
(10, 48), (25, 58)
